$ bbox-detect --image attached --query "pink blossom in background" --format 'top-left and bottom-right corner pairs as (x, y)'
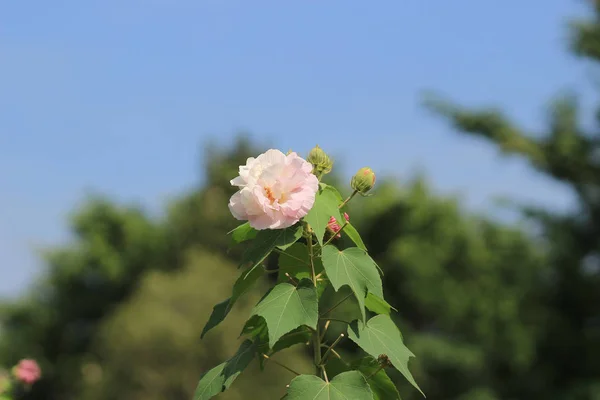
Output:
(13, 359), (41, 385)
(228, 149), (319, 230)
(327, 212), (350, 238)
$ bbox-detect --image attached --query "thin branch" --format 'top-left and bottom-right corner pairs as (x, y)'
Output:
(329, 348), (346, 365)
(264, 268), (280, 274)
(339, 190), (358, 209)
(285, 273), (298, 285)
(262, 354), (301, 376)
(320, 293), (353, 317)
(321, 334), (345, 365)
(366, 365), (385, 381)
(320, 222), (349, 249)
(320, 320), (331, 341)
(321, 364), (329, 383)
(319, 317), (352, 325)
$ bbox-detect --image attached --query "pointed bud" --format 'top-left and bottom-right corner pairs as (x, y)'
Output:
(307, 145), (333, 177)
(351, 167), (376, 195)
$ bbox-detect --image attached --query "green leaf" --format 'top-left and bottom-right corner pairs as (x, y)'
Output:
(232, 263), (266, 302)
(278, 243), (323, 283)
(272, 326), (312, 353)
(239, 224), (303, 269)
(305, 186), (344, 245)
(320, 182), (345, 203)
(201, 265), (265, 338)
(223, 340), (257, 388)
(250, 279), (318, 348)
(229, 222), (257, 244)
(194, 363), (226, 400)
(344, 222), (367, 251)
(242, 317), (311, 370)
(193, 340), (257, 400)
(286, 371), (374, 400)
(241, 314), (268, 339)
(324, 357), (351, 379)
(352, 357), (401, 400)
(201, 298), (231, 339)
(241, 317), (310, 354)
(348, 315), (423, 396)
(321, 246), (383, 321)
(365, 293), (394, 315)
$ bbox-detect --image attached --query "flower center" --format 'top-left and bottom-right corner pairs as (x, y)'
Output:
(264, 186), (286, 204)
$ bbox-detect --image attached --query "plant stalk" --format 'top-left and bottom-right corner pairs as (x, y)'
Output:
(339, 190), (358, 209)
(306, 225), (323, 379)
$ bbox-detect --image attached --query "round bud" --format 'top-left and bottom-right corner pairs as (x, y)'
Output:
(351, 167), (376, 195)
(307, 145), (333, 177)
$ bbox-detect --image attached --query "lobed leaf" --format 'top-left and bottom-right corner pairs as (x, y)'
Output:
(321, 246), (383, 321)
(250, 280), (318, 348)
(348, 315), (423, 396)
(286, 371), (374, 400)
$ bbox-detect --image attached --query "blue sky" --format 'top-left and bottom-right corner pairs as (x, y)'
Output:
(0, 0), (591, 297)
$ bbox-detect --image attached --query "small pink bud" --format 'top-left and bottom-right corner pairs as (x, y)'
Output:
(327, 213), (350, 238)
(13, 359), (41, 385)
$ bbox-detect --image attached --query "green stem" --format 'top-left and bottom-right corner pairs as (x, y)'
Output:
(306, 224), (323, 378)
(320, 222), (349, 250)
(366, 365), (385, 381)
(339, 190), (358, 209)
(320, 334), (345, 365)
(262, 354), (301, 376)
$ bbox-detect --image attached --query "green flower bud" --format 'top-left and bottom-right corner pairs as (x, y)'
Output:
(307, 145), (333, 177)
(351, 167), (376, 195)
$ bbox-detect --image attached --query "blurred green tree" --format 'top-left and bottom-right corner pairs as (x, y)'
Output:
(422, 2), (600, 398)
(0, 136), (263, 400)
(78, 251), (313, 400)
(340, 179), (544, 400)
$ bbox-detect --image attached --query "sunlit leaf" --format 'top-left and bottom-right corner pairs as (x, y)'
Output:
(286, 371), (374, 399)
(365, 293), (394, 315)
(250, 280), (318, 348)
(343, 222), (367, 251)
(193, 363), (226, 400)
(228, 222), (257, 244)
(348, 315), (423, 396)
(305, 186), (344, 245)
(321, 245), (383, 321)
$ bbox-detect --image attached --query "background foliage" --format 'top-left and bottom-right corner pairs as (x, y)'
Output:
(2, 4), (600, 400)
